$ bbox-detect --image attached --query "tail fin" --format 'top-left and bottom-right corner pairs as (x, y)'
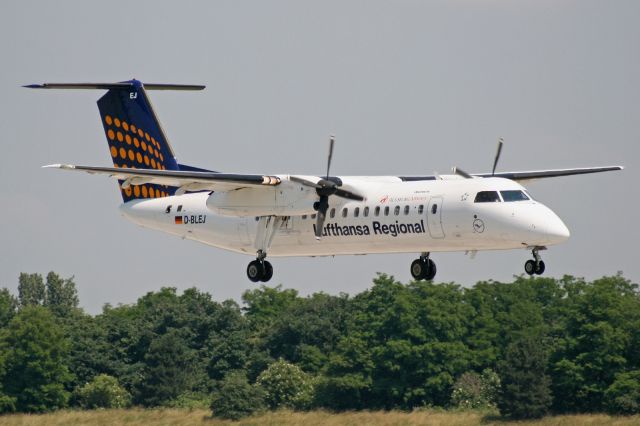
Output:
(27, 80), (205, 201)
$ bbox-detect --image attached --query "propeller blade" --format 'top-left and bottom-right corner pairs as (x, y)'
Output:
(334, 188), (365, 201)
(325, 136), (335, 179)
(492, 138), (504, 176)
(314, 195), (329, 239)
(452, 166), (472, 179)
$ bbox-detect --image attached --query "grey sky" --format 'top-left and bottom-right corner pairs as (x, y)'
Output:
(1, 0), (637, 314)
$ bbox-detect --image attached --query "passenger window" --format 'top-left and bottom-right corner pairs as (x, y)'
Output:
(342, 208), (348, 218)
(354, 207), (360, 218)
(432, 204), (438, 214)
(311, 214), (316, 219)
(384, 206), (390, 216)
(500, 190), (530, 202)
(404, 205), (410, 215)
(302, 214), (307, 220)
(330, 208), (336, 218)
(394, 206), (400, 216)
(364, 206), (369, 217)
(375, 206), (381, 216)
(474, 191), (501, 203)
(418, 205), (424, 214)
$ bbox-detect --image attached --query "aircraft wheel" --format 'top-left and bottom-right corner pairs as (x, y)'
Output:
(424, 259), (437, 281)
(247, 260), (264, 282)
(524, 259), (536, 276)
(535, 260), (546, 275)
(261, 261), (273, 282)
(411, 259), (427, 280)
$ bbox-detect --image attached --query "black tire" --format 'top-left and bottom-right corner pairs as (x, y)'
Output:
(524, 259), (536, 276)
(424, 259), (437, 281)
(247, 260), (264, 282)
(535, 260), (546, 275)
(411, 259), (426, 280)
(261, 261), (274, 282)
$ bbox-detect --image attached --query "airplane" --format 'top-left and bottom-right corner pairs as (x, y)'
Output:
(26, 79), (623, 283)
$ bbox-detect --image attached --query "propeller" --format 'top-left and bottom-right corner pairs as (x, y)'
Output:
(452, 138), (504, 179)
(290, 136), (364, 240)
(492, 137), (504, 176)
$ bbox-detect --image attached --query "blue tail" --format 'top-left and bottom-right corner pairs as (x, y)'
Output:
(26, 79), (207, 201)
(97, 79), (182, 201)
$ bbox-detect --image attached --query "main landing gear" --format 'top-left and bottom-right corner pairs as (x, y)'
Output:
(247, 250), (273, 282)
(524, 247), (546, 276)
(410, 252), (437, 281)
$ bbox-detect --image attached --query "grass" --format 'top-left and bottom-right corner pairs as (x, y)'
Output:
(0, 409), (639, 426)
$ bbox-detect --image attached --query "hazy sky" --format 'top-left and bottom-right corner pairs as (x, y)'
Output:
(1, 1), (637, 314)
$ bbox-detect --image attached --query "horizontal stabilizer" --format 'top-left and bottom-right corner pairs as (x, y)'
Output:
(24, 82), (205, 91)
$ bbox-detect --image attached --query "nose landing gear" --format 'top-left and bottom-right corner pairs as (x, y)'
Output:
(247, 250), (273, 282)
(410, 252), (437, 281)
(524, 247), (546, 276)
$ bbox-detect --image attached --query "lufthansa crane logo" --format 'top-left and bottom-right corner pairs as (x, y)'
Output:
(473, 218), (485, 233)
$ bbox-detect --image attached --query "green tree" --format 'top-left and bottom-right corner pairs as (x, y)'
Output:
(321, 275), (472, 409)
(256, 359), (315, 410)
(73, 374), (131, 409)
(263, 292), (351, 373)
(242, 285), (299, 329)
(1, 306), (73, 412)
(210, 371), (265, 420)
(0, 288), (18, 327)
(137, 328), (197, 406)
(497, 335), (552, 419)
(604, 370), (640, 414)
(550, 275), (640, 412)
(44, 272), (79, 317)
(17, 273), (45, 307)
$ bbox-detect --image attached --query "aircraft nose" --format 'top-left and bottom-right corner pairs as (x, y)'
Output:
(536, 207), (570, 244)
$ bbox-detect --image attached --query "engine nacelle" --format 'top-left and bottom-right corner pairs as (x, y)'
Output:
(206, 184), (317, 217)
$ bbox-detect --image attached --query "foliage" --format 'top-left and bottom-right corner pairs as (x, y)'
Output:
(44, 272), (79, 317)
(497, 335), (552, 419)
(73, 374), (131, 409)
(0, 288), (18, 328)
(136, 328), (198, 406)
(256, 359), (316, 410)
(17, 272), (46, 307)
(1, 271), (639, 418)
(451, 369), (500, 409)
(165, 391), (211, 409)
(0, 306), (73, 412)
(604, 370), (640, 414)
(210, 371), (264, 420)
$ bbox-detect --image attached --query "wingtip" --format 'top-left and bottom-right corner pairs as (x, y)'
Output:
(23, 84), (44, 89)
(43, 164), (75, 170)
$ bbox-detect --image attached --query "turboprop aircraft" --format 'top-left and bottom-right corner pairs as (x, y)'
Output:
(27, 80), (623, 282)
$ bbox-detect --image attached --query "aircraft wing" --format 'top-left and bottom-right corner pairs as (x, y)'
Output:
(44, 164), (281, 193)
(400, 166), (623, 182)
(475, 166), (624, 181)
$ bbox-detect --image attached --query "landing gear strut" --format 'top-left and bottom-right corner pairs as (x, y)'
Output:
(410, 252), (436, 281)
(524, 247), (546, 276)
(247, 250), (273, 282)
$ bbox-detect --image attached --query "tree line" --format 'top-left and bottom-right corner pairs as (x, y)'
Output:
(0, 271), (638, 419)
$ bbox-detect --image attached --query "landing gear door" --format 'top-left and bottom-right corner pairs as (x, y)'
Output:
(427, 196), (445, 239)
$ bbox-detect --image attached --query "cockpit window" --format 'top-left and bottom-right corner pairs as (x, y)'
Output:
(500, 190), (530, 202)
(474, 191), (501, 203)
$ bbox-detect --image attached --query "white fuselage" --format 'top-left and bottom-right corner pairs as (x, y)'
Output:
(119, 176), (570, 258)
